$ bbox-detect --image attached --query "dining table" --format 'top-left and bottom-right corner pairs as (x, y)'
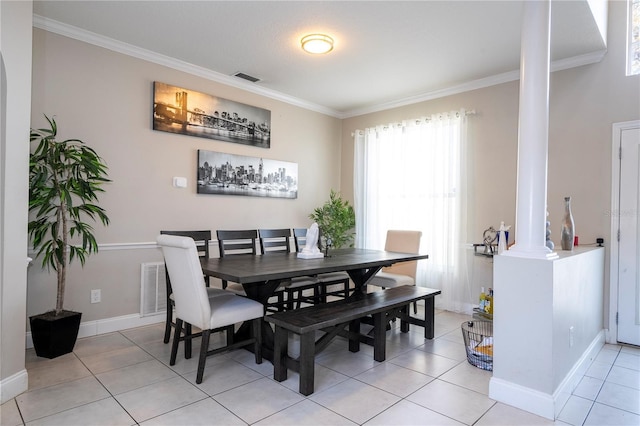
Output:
(200, 247), (429, 359)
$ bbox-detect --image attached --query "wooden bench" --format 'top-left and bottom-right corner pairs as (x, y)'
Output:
(264, 285), (441, 395)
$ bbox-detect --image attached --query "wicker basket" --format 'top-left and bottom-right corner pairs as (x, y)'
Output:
(461, 320), (493, 371)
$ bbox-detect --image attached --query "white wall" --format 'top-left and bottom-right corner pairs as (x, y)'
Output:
(1, 0), (32, 403)
(490, 247), (605, 419)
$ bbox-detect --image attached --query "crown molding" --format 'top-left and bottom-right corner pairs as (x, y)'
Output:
(33, 15), (607, 121)
(32, 15), (342, 118)
(342, 49), (607, 119)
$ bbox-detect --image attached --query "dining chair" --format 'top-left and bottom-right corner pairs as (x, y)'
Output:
(160, 230), (227, 344)
(293, 227), (352, 303)
(368, 230), (422, 313)
(216, 229), (258, 293)
(157, 234), (263, 384)
(258, 228), (320, 310)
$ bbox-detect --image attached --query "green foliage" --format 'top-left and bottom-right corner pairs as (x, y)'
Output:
(309, 190), (356, 249)
(29, 115), (111, 314)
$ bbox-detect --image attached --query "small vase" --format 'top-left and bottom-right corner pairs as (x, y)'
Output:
(561, 197), (575, 250)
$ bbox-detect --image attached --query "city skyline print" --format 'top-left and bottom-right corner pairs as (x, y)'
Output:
(153, 81), (271, 148)
(197, 150), (298, 199)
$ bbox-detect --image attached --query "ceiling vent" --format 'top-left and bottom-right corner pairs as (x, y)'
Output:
(233, 72), (260, 83)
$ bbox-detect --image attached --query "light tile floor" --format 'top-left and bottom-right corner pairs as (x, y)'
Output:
(2, 309), (639, 425)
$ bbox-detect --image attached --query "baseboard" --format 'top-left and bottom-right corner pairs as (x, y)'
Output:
(0, 369), (28, 404)
(26, 313), (165, 349)
(552, 330), (605, 418)
(489, 330), (605, 420)
(489, 377), (556, 420)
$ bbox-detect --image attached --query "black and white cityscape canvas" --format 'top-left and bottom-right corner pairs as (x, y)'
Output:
(153, 82), (271, 148)
(197, 150), (298, 199)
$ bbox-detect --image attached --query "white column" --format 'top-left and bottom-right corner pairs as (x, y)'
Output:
(504, 0), (557, 260)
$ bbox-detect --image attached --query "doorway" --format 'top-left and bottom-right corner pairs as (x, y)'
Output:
(610, 120), (640, 346)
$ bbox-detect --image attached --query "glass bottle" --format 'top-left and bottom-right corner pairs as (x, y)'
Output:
(561, 196), (575, 250)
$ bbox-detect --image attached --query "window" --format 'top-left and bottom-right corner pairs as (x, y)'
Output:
(629, 0), (640, 76)
(353, 110), (473, 313)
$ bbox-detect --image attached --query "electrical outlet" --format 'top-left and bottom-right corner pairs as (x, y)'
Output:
(91, 289), (101, 304)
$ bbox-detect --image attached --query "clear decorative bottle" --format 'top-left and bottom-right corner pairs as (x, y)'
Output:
(561, 196), (575, 250)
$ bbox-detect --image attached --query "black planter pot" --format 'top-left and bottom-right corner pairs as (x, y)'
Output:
(29, 310), (82, 359)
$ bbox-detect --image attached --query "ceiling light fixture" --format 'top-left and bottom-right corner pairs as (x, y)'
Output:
(301, 34), (334, 54)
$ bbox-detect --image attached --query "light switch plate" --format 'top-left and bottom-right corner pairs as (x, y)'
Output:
(173, 177), (187, 188)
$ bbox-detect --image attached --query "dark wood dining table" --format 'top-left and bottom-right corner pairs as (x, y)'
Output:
(200, 248), (429, 358)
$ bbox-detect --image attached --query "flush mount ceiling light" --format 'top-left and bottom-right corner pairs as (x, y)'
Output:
(301, 34), (334, 54)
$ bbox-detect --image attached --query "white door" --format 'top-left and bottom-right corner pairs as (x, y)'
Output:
(618, 124), (640, 346)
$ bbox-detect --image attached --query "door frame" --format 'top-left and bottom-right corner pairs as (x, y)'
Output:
(609, 120), (640, 344)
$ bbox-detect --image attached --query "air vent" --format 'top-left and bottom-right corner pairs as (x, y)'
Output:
(233, 72), (261, 83)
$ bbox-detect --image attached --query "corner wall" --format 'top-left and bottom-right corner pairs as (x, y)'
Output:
(1, 0), (32, 403)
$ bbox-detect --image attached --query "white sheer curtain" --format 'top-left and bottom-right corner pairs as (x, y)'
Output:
(354, 110), (472, 313)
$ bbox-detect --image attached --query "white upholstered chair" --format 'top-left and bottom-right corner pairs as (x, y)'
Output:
(157, 234), (263, 384)
(368, 230), (422, 311)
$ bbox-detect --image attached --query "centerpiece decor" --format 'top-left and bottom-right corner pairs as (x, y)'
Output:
(309, 190), (356, 255)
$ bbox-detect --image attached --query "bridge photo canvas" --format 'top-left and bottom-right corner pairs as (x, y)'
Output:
(197, 150), (298, 199)
(153, 81), (271, 148)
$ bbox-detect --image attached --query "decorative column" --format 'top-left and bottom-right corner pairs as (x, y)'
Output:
(504, 0), (557, 260)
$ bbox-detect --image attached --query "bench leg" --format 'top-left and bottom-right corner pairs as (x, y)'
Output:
(299, 332), (316, 396)
(273, 326), (288, 382)
(373, 312), (387, 362)
(400, 305), (410, 333)
(349, 319), (360, 353)
(425, 297), (435, 339)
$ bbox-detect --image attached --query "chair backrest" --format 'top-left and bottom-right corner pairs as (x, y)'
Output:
(157, 234), (211, 329)
(160, 230), (211, 259)
(259, 228), (291, 254)
(293, 227), (316, 253)
(217, 229), (258, 257)
(159, 230), (212, 292)
(382, 230), (422, 278)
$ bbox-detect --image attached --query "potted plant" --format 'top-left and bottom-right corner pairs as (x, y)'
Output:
(309, 189), (356, 254)
(28, 115), (110, 358)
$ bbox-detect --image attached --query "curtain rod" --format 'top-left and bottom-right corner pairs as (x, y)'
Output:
(352, 109), (475, 137)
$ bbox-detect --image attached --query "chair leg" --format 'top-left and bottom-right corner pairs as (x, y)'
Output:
(253, 318), (263, 364)
(164, 299), (173, 343)
(170, 318), (182, 366)
(226, 325), (234, 346)
(196, 329), (211, 384)
(184, 323), (192, 359)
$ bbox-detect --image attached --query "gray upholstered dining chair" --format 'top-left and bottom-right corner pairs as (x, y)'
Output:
(157, 234), (263, 384)
(368, 229), (422, 312)
(259, 228), (320, 310)
(293, 227), (352, 303)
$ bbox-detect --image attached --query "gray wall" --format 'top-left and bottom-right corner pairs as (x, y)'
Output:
(28, 29), (343, 323)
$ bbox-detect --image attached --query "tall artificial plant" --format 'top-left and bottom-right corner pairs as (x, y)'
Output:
(29, 115), (111, 315)
(309, 189), (356, 250)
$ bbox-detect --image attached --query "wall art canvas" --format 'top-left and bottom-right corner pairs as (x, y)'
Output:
(153, 81), (271, 148)
(197, 150), (297, 199)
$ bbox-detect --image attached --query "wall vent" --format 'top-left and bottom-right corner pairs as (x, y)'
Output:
(233, 72), (261, 83)
(140, 262), (167, 317)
